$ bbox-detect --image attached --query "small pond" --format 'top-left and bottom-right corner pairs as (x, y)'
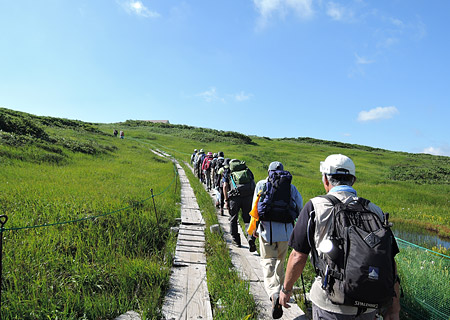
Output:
(391, 222), (450, 250)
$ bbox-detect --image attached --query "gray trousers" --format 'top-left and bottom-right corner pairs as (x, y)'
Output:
(312, 303), (377, 320)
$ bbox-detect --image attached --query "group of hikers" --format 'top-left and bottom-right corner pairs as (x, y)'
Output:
(190, 149), (400, 320)
(113, 129), (124, 139)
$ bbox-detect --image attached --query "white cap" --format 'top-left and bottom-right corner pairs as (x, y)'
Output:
(320, 154), (355, 176)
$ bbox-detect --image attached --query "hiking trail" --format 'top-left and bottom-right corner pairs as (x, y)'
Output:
(120, 149), (306, 319)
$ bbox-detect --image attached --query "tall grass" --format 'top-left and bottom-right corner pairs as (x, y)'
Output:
(0, 122), (181, 319)
(2, 108), (449, 319)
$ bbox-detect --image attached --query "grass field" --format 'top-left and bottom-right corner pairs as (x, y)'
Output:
(1, 108), (449, 319)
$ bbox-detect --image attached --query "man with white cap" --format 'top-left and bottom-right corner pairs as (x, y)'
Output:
(250, 161), (303, 319)
(279, 154), (401, 320)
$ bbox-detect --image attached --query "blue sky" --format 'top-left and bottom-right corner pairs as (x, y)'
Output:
(1, 0), (449, 156)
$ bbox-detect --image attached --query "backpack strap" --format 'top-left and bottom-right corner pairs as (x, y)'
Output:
(319, 194), (342, 206)
(307, 209), (321, 275)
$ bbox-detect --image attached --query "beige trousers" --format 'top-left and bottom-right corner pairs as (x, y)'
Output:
(259, 237), (289, 298)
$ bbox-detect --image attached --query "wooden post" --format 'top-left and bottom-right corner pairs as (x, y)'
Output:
(0, 215), (8, 320)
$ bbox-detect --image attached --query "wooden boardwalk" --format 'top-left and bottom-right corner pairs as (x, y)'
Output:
(161, 162), (213, 320)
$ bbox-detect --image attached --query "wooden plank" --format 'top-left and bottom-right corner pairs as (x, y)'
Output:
(177, 239), (206, 250)
(174, 250), (206, 265)
(162, 265), (188, 320)
(179, 224), (204, 232)
(181, 209), (204, 225)
(185, 263), (212, 319)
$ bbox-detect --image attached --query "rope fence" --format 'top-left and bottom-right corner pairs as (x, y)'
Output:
(0, 158), (179, 318)
(1, 162), (179, 233)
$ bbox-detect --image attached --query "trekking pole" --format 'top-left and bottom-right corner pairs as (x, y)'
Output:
(0, 215), (8, 320)
(301, 274), (309, 310)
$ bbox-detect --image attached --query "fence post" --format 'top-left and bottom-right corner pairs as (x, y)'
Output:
(150, 189), (159, 225)
(174, 167), (178, 193)
(0, 215), (8, 320)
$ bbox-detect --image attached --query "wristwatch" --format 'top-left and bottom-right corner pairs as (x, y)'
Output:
(281, 285), (292, 295)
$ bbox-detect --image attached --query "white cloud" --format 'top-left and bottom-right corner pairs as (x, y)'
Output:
(253, 0), (314, 26)
(326, 2), (343, 20)
(421, 147), (450, 156)
(234, 91), (252, 102)
(357, 106), (399, 122)
(196, 87), (225, 103)
(390, 17), (404, 27)
(326, 2), (354, 22)
(355, 53), (375, 65)
(119, 0), (160, 18)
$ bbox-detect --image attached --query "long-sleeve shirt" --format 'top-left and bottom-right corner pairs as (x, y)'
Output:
(252, 178), (303, 243)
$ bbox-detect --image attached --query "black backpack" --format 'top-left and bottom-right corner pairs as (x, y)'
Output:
(228, 160), (255, 197)
(257, 170), (296, 223)
(309, 195), (397, 311)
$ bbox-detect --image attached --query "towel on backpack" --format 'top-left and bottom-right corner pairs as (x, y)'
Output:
(247, 192), (262, 235)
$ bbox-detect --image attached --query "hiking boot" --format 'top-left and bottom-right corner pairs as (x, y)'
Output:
(231, 239), (241, 248)
(248, 238), (257, 253)
(271, 293), (283, 319)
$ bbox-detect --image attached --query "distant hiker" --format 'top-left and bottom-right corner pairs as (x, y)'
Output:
(191, 149), (198, 165)
(202, 152), (214, 191)
(248, 161), (303, 319)
(113, 129), (118, 137)
(224, 159), (256, 248)
(120, 130), (124, 139)
(214, 151), (226, 213)
(217, 157), (231, 215)
(279, 154), (401, 320)
(210, 153), (218, 192)
(195, 149), (205, 182)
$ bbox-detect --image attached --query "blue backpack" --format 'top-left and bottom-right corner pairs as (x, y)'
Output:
(257, 170), (296, 223)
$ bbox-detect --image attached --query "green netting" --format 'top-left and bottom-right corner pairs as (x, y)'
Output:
(396, 238), (450, 320)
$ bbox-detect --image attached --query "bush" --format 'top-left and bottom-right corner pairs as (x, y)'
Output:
(121, 120), (254, 145)
(0, 112), (49, 140)
(389, 161), (450, 184)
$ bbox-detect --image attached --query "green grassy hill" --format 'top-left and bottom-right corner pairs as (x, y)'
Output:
(1, 107), (449, 319)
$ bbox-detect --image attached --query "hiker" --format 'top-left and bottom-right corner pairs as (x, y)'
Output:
(279, 154), (401, 320)
(119, 130), (124, 139)
(195, 149), (205, 181)
(113, 129), (118, 137)
(217, 157), (231, 215)
(191, 149), (197, 164)
(225, 159), (256, 248)
(248, 161), (303, 319)
(214, 152), (226, 213)
(202, 152), (214, 191)
(193, 149), (201, 177)
(210, 153), (218, 190)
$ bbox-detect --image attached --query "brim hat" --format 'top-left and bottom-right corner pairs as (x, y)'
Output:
(320, 154), (355, 176)
(268, 161), (284, 171)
